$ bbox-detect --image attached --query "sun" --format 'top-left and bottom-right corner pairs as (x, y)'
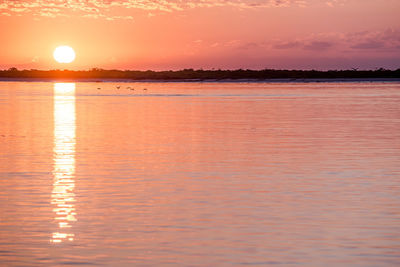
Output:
(53, 46), (76, 63)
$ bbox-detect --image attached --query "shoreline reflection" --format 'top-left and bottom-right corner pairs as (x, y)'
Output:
(51, 83), (76, 243)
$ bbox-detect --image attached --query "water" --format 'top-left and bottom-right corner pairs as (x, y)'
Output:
(0, 81), (400, 266)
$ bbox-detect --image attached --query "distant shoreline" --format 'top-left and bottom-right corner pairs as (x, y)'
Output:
(1, 77), (400, 83)
(1, 68), (399, 82)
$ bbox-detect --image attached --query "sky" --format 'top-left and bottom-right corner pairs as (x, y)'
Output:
(0, 0), (399, 70)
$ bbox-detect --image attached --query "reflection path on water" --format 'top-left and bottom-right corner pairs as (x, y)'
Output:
(51, 83), (76, 243)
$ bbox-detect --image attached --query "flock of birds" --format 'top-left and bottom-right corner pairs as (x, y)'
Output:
(96, 85), (148, 91)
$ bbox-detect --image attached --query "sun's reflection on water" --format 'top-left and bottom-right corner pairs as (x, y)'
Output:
(51, 83), (76, 243)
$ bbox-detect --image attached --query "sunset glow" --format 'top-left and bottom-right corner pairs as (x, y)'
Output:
(0, 1), (399, 70)
(1, 0), (400, 266)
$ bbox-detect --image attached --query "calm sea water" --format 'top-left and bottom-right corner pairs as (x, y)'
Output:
(0, 81), (400, 266)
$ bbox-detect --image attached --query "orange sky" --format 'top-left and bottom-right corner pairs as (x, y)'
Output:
(0, 0), (399, 70)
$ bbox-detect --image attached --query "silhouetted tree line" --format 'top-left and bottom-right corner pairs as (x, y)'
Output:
(1, 67), (399, 80)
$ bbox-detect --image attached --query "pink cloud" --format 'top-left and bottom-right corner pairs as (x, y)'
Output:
(0, 0), (312, 19)
(304, 41), (334, 51)
(271, 29), (400, 53)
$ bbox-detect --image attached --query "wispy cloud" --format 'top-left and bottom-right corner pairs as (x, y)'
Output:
(350, 41), (384, 49)
(304, 41), (334, 51)
(347, 29), (400, 50)
(271, 29), (400, 52)
(0, 0), (307, 20)
(274, 41), (302, 49)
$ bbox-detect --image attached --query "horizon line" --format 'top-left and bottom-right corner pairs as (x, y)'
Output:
(2, 67), (400, 72)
